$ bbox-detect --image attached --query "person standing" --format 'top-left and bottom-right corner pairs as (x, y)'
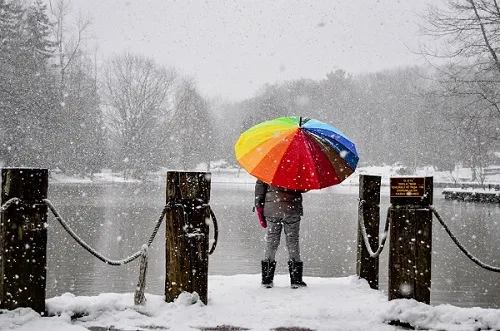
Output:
(254, 179), (307, 289)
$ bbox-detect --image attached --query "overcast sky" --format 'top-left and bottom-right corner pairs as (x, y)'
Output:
(55, 0), (431, 101)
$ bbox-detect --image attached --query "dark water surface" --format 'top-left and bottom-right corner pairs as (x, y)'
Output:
(46, 182), (500, 309)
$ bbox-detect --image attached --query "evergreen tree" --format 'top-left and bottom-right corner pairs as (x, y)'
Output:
(0, 0), (58, 167)
(0, 0), (29, 166)
(23, 0), (55, 69)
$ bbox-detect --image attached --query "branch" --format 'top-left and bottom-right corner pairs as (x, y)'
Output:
(62, 14), (92, 72)
(469, 0), (500, 74)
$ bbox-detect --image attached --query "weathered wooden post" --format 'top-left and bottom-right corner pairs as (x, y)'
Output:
(388, 176), (433, 304)
(0, 168), (49, 314)
(165, 171), (211, 304)
(356, 174), (381, 289)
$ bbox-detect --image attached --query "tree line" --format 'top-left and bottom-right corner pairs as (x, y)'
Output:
(0, 0), (214, 178)
(1, 0), (499, 181)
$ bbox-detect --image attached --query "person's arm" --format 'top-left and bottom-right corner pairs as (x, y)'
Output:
(254, 179), (268, 208)
(254, 180), (268, 228)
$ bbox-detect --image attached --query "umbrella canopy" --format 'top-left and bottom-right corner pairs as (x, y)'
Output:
(234, 116), (358, 190)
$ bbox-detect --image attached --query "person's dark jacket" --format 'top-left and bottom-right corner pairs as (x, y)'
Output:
(254, 179), (303, 218)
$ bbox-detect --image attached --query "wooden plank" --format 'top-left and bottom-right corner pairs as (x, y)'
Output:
(0, 168), (48, 314)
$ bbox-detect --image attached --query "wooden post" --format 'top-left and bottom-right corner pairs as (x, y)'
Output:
(388, 176), (433, 304)
(165, 171), (211, 304)
(0, 168), (48, 314)
(356, 174), (381, 289)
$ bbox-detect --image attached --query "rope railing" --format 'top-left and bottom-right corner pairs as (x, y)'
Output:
(43, 198), (170, 305)
(430, 206), (500, 273)
(44, 198), (167, 266)
(359, 201), (500, 272)
(0, 196), (219, 305)
(358, 200), (390, 258)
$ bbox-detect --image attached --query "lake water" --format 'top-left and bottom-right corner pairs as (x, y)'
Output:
(45, 181), (500, 309)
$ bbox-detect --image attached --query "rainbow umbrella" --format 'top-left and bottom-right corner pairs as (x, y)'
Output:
(234, 116), (358, 190)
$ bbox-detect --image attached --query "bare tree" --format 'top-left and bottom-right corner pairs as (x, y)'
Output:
(102, 53), (178, 177)
(421, 0), (500, 120)
(49, 0), (92, 94)
(434, 85), (496, 184)
(419, 0), (500, 174)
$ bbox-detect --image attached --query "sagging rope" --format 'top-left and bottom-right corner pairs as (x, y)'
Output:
(44, 199), (169, 305)
(430, 206), (500, 273)
(0, 197), (22, 212)
(44, 199), (167, 266)
(358, 200), (390, 258)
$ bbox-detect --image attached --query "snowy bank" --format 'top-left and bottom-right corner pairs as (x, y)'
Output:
(1, 274), (500, 331)
(442, 187), (500, 203)
(48, 165), (500, 188)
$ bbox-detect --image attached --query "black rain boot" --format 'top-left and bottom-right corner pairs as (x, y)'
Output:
(288, 260), (307, 289)
(261, 260), (277, 288)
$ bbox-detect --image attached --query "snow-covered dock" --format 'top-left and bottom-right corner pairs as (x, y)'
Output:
(442, 187), (500, 203)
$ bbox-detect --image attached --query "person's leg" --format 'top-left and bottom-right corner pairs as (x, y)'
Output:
(283, 216), (307, 288)
(261, 218), (282, 287)
(263, 218), (282, 261)
(283, 216), (301, 262)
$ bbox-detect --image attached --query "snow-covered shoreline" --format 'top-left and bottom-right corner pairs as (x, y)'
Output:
(49, 165), (500, 189)
(2, 274), (500, 331)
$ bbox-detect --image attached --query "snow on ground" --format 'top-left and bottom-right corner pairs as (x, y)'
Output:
(2, 275), (500, 331)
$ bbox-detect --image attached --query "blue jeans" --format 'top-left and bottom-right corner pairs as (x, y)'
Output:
(263, 216), (301, 262)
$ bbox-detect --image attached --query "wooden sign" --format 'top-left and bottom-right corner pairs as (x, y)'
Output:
(390, 177), (425, 198)
(390, 176), (433, 206)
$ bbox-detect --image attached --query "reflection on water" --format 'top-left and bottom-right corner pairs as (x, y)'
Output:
(46, 182), (500, 308)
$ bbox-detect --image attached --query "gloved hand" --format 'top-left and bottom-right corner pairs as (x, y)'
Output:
(256, 206), (266, 228)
